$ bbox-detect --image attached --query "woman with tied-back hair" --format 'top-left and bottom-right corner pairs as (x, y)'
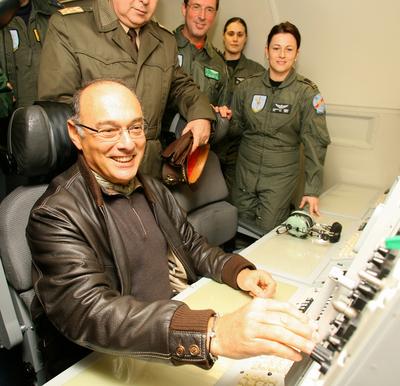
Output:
(215, 17), (264, 193)
(230, 21), (331, 233)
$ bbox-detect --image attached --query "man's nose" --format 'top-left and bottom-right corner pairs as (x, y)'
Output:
(118, 130), (136, 147)
(199, 8), (206, 19)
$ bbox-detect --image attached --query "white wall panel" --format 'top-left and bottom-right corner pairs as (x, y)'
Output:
(155, 0), (400, 190)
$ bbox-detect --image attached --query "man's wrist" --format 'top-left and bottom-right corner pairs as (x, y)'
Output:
(207, 313), (220, 362)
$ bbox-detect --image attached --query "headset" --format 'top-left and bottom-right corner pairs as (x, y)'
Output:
(276, 210), (342, 243)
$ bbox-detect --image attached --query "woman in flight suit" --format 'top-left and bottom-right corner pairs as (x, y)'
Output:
(230, 21), (331, 233)
(222, 17), (264, 102)
(216, 17), (264, 193)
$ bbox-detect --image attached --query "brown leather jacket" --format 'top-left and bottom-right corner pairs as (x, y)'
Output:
(27, 156), (254, 369)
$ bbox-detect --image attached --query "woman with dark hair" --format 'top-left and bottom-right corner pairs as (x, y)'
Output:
(230, 21), (331, 233)
(216, 17), (264, 192)
(222, 17), (264, 100)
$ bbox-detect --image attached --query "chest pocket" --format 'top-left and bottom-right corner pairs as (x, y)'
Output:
(190, 62), (222, 105)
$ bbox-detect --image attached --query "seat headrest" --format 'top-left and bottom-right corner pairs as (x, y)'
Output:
(7, 101), (77, 180)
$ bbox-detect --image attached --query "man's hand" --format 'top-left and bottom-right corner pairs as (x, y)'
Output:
(212, 105), (232, 120)
(299, 196), (320, 216)
(182, 118), (211, 153)
(210, 298), (316, 362)
(236, 268), (276, 298)
(6, 82), (16, 102)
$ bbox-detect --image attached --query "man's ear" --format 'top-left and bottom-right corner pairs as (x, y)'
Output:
(67, 120), (83, 151)
(181, 2), (187, 17)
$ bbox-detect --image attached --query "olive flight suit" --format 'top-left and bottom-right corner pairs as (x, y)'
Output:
(38, 0), (214, 178)
(174, 25), (229, 107)
(215, 53), (264, 192)
(230, 69), (331, 233)
(0, 0), (60, 109)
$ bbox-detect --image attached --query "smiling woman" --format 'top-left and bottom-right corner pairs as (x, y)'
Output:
(229, 21), (331, 234)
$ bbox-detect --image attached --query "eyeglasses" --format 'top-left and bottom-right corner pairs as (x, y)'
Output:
(187, 3), (216, 16)
(75, 121), (146, 142)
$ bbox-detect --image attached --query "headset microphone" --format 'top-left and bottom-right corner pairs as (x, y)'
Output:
(329, 222), (342, 243)
(277, 211), (342, 243)
(310, 222), (342, 243)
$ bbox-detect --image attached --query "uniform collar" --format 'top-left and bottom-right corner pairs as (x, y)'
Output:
(263, 67), (297, 88)
(94, 0), (122, 32)
(94, 0), (162, 43)
(32, 0), (62, 16)
(174, 24), (216, 59)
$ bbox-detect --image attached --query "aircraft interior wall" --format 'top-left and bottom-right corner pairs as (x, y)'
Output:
(156, 0), (400, 192)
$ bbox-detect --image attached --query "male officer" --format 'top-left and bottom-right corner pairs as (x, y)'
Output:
(170, 1), (236, 190)
(38, 0), (214, 178)
(0, 0), (60, 198)
(0, 0), (60, 110)
(174, 0), (229, 110)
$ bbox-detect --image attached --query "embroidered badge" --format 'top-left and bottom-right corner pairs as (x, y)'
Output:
(272, 103), (292, 114)
(313, 93), (326, 114)
(177, 54), (183, 67)
(235, 77), (245, 85)
(251, 95), (267, 113)
(204, 67), (220, 81)
(10, 30), (19, 51)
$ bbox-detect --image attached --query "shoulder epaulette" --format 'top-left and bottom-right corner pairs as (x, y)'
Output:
(58, 5), (93, 15)
(154, 20), (173, 35)
(299, 77), (318, 90)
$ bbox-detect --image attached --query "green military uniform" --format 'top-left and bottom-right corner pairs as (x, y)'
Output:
(215, 54), (264, 193)
(230, 68), (331, 233)
(225, 53), (264, 104)
(0, 68), (12, 118)
(174, 25), (229, 107)
(38, 0), (214, 178)
(0, 0), (60, 109)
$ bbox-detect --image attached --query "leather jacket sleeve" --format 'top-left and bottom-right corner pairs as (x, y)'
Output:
(27, 164), (253, 368)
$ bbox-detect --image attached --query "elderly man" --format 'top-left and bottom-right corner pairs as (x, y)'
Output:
(27, 79), (315, 378)
(37, 0), (214, 178)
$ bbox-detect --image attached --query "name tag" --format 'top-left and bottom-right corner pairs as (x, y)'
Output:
(272, 103), (292, 114)
(204, 67), (220, 81)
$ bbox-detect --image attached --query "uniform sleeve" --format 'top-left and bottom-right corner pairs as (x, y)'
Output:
(229, 84), (246, 138)
(216, 64), (230, 106)
(38, 12), (80, 102)
(300, 87), (331, 196)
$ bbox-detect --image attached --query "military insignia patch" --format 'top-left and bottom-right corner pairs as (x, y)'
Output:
(313, 93), (326, 114)
(204, 67), (220, 81)
(251, 95), (267, 113)
(272, 103), (292, 114)
(177, 54), (183, 67)
(235, 77), (245, 85)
